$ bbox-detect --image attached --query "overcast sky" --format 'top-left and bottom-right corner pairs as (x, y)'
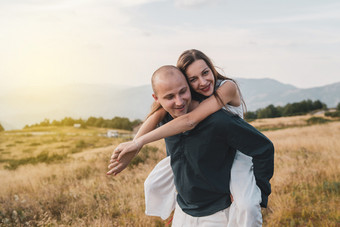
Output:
(1, 0), (339, 89)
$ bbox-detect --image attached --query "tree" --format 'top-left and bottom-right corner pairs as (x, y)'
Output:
(60, 117), (75, 126)
(86, 117), (97, 126)
(131, 119), (142, 128)
(257, 105), (281, 118)
(39, 118), (50, 127)
(0, 123), (4, 132)
(312, 100), (323, 110)
(244, 111), (257, 120)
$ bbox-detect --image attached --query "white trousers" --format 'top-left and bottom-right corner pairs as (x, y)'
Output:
(172, 202), (230, 227)
(144, 151), (262, 226)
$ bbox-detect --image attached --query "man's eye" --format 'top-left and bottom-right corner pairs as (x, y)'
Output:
(180, 88), (187, 94)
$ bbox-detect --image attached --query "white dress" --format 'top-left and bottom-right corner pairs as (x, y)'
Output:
(144, 81), (262, 226)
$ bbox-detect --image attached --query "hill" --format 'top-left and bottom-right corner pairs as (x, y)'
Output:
(236, 78), (340, 110)
(0, 79), (339, 130)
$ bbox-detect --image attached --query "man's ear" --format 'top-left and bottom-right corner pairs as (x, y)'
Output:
(152, 93), (158, 102)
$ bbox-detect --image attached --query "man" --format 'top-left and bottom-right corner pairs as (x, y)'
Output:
(108, 65), (274, 226)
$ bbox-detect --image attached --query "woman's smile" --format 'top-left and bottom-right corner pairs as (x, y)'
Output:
(200, 82), (213, 94)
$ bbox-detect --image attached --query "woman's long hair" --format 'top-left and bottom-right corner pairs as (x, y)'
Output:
(176, 49), (246, 114)
(147, 101), (163, 119)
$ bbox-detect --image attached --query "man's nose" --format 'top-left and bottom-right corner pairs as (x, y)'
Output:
(175, 95), (184, 105)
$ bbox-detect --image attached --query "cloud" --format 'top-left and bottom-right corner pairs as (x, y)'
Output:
(115, 0), (166, 7)
(255, 11), (340, 24)
(174, 0), (220, 8)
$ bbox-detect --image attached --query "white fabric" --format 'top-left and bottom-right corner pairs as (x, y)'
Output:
(220, 80), (244, 118)
(227, 151), (263, 227)
(144, 156), (176, 220)
(172, 203), (230, 227)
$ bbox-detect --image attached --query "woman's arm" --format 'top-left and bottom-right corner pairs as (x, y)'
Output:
(106, 108), (166, 176)
(134, 108), (167, 139)
(111, 108), (166, 159)
(114, 81), (240, 161)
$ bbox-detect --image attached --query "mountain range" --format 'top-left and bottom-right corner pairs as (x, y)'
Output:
(0, 78), (339, 130)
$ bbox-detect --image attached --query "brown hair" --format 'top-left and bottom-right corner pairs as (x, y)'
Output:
(176, 49), (246, 114)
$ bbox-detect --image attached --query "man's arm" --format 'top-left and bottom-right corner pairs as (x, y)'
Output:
(214, 110), (274, 207)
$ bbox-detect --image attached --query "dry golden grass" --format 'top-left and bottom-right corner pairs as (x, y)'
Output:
(0, 126), (168, 226)
(249, 113), (336, 131)
(262, 121), (340, 226)
(0, 116), (339, 226)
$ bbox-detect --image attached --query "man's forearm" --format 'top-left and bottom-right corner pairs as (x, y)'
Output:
(221, 112), (274, 207)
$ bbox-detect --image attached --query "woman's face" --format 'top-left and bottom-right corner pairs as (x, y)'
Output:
(185, 59), (215, 97)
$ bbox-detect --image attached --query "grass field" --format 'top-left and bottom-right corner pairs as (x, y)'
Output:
(0, 115), (339, 226)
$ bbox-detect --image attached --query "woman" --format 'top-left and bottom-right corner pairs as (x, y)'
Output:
(108, 49), (263, 226)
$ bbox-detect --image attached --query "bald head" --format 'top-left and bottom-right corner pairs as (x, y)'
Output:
(151, 65), (184, 95)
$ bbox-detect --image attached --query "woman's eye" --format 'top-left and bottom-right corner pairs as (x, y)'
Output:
(203, 70), (209, 75)
(190, 78), (197, 83)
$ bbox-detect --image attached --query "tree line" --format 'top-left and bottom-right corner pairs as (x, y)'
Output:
(1, 100), (340, 131)
(244, 99), (334, 120)
(325, 103), (340, 118)
(23, 116), (142, 131)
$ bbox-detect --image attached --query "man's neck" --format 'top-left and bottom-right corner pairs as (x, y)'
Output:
(188, 100), (199, 113)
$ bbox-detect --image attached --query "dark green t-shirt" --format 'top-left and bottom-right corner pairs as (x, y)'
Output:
(162, 109), (274, 217)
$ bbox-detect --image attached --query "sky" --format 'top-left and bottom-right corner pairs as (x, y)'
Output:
(0, 0), (339, 89)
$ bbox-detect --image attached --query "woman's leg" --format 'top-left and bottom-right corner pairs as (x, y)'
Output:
(144, 156), (177, 220)
(228, 151), (262, 227)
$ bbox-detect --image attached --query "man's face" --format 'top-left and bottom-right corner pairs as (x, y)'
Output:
(152, 71), (191, 118)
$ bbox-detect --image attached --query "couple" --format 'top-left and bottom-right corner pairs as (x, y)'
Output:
(107, 49), (274, 226)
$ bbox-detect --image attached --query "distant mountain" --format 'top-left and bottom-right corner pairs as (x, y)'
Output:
(0, 79), (339, 130)
(236, 78), (340, 111)
(0, 84), (153, 130)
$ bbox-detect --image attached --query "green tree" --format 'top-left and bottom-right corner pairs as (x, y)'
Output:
(39, 118), (50, 127)
(94, 117), (105, 127)
(0, 123), (4, 131)
(52, 120), (61, 126)
(244, 111), (257, 120)
(86, 117), (97, 126)
(131, 119), (142, 128)
(257, 105), (281, 118)
(61, 117), (75, 126)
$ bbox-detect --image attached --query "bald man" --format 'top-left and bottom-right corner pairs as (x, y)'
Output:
(108, 66), (274, 226)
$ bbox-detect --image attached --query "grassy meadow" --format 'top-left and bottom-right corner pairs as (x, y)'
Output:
(0, 115), (339, 226)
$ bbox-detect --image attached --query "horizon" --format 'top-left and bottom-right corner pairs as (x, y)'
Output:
(1, 1), (340, 89)
(1, 76), (339, 131)
(1, 76), (340, 92)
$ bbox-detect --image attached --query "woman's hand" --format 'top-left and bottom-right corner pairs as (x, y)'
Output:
(113, 140), (142, 161)
(106, 140), (142, 176)
(106, 149), (136, 176)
